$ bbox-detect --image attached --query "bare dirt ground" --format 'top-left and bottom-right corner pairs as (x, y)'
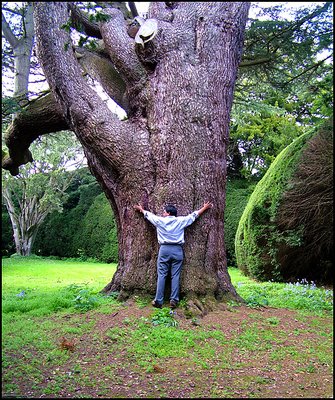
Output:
(2, 300), (333, 399)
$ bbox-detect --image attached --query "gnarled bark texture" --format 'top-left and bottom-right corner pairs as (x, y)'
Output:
(3, 2), (250, 306)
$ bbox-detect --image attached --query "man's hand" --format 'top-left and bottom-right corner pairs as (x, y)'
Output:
(197, 201), (213, 217)
(134, 204), (144, 213)
(203, 201), (213, 210)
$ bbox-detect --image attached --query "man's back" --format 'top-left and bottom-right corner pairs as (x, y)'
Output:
(144, 211), (198, 244)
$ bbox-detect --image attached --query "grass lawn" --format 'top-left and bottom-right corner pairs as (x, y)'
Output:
(2, 256), (117, 292)
(2, 256), (333, 398)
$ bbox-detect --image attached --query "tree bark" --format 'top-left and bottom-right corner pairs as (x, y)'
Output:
(6, 2), (250, 307)
(2, 2), (35, 101)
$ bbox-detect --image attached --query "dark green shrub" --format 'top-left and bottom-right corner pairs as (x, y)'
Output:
(224, 179), (257, 267)
(72, 193), (118, 263)
(33, 170), (102, 258)
(235, 119), (333, 284)
(1, 206), (15, 256)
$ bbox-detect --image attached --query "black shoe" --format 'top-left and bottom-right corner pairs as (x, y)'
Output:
(170, 300), (178, 309)
(152, 300), (162, 309)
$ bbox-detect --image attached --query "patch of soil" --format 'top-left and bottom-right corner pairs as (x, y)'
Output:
(2, 300), (333, 398)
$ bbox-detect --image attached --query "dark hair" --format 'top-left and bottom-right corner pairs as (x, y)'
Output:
(165, 204), (177, 217)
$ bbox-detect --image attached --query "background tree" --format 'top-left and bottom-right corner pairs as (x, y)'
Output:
(2, 2), (250, 308)
(2, 1), (86, 257)
(2, 132), (84, 256)
(2, 2), (34, 102)
(229, 1), (333, 178)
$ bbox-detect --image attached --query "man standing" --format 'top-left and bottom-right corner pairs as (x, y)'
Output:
(134, 201), (213, 309)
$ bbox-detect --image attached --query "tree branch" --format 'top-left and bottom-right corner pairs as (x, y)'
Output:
(75, 47), (129, 113)
(128, 2), (139, 18)
(23, 3), (34, 38)
(2, 93), (69, 176)
(68, 3), (102, 39)
(240, 57), (273, 68)
(2, 11), (19, 48)
(31, 2), (149, 174)
(99, 7), (147, 85)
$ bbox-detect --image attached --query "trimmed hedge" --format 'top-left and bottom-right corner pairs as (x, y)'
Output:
(72, 193), (118, 263)
(235, 119), (333, 284)
(224, 179), (257, 267)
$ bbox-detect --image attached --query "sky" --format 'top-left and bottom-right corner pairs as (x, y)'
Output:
(2, 2), (330, 117)
(134, 2), (325, 19)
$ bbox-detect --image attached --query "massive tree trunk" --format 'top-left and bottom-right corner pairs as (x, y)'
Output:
(3, 2), (250, 306)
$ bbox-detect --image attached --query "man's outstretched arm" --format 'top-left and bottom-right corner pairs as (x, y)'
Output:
(196, 201), (213, 217)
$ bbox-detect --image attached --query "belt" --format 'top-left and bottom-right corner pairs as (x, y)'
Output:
(160, 242), (183, 246)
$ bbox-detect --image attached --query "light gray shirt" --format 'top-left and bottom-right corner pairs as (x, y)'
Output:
(143, 211), (199, 244)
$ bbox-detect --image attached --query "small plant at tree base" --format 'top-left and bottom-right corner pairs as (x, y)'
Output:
(108, 291), (120, 300)
(73, 289), (99, 311)
(151, 308), (179, 327)
(66, 284), (99, 311)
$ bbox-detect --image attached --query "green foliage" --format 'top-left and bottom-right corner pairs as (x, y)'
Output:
(66, 284), (100, 312)
(33, 169), (102, 258)
(235, 118), (333, 284)
(237, 2), (333, 127)
(230, 106), (304, 179)
(1, 205), (15, 256)
(31, 168), (118, 262)
(72, 193), (118, 263)
(89, 11), (111, 23)
(235, 129), (315, 281)
(2, 132), (85, 256)
(224, 179), (257, 266)
(275, 120), (333, 282)
(2, 96), (21, 120)
(151, 308), (179, 327)
(234, 277), (333, 315)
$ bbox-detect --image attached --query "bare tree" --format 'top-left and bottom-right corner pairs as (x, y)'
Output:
(2, 2), (250, 310)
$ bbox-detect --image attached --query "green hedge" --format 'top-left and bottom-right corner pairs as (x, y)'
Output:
(224, 179), (257, 267)
(235, 119), (333, 284)
(72, 193), (118, 263)
(235, 130), (314, 281)
(33, 177), (102, 258)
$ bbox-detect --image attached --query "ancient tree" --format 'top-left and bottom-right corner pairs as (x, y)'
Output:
(2, 2), (250, 307)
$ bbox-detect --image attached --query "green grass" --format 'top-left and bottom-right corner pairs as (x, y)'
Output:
(229, 267), (333, 315)
(2, 255), (116, 291)
(1, 256), (333, 398)
(2, 257), (332, 317)
(2, 256), (118, 317)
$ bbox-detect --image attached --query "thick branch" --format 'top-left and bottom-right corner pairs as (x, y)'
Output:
(2, 93), (69, 176)
(240, 57), (273, 68)
(128, 2), (139, 18)
(23, 2), (34, 38)
(32, 2), (150, 175)
(75, 47), (129, 113)
(68, 3), (102, 38)
(99, 7), (147, 85)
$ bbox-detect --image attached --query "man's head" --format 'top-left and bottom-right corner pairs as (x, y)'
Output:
(164, 204), (177, 217)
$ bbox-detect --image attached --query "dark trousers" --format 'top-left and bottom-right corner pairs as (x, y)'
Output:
(154, 244), (184, 305)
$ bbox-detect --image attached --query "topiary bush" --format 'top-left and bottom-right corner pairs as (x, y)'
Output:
(235, 118), (333, 284)
(275, 120), (333, 283)
(72, 193), (118, 263)
(1, 206), (15, 257)
(224, 178), (257, 267)
(33, 174), (102, 258)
